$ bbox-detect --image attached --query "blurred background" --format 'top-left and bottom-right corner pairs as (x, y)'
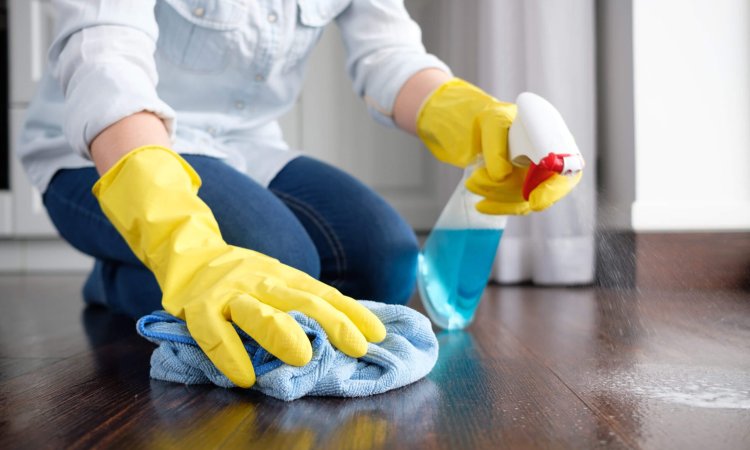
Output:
(1, 0), (748, 276)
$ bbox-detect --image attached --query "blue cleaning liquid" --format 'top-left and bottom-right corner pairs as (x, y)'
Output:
(417, 228), (503, 330)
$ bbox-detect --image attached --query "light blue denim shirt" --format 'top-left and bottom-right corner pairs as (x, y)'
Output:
(18, 0), (450, 192)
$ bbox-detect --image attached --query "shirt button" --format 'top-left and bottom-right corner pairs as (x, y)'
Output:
(234, 100), (245, 110)
(193, 7), (205, 17)
(267, 12), (278, 23)
(255, 74), (265, 82)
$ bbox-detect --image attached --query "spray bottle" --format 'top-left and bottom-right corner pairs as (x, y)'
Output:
(417, 92), (585, 330)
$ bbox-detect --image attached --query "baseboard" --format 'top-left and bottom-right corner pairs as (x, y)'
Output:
(0, 239), (92, 273)
(597, 231), (750, 290)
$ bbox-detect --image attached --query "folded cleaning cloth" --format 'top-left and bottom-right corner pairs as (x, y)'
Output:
(136, 301), (439, 401)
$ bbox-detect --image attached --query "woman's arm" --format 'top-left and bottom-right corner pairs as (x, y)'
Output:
(90, 112), (171, 174)
(393, 68), (452, 135)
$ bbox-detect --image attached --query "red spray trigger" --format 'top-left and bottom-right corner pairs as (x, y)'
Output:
(521, 152), (583, 200)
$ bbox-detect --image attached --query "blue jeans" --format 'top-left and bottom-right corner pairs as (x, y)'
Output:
(43, 155), (418, 318)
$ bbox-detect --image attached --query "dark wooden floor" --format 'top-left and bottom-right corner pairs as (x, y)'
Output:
(1, 266), (749, 448)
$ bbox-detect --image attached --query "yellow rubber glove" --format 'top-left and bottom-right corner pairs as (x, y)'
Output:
(92, 146), (386, 388)
(416, 78), (579, 214)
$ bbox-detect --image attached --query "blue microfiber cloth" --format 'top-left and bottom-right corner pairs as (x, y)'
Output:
(136, 301), (439, 401)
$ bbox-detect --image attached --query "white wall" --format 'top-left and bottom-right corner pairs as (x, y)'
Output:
(631, 0), (750, 230)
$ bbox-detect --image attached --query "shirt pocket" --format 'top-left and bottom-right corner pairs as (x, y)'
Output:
(282, 0), (352, 72)
(155, 0), (247, 73)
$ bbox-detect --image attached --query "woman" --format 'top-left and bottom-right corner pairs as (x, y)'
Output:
(19, 0), (576, 388)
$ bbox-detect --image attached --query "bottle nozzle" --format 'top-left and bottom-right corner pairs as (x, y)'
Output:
(522, 152), (585, 200)
(538, 152), (585, 175)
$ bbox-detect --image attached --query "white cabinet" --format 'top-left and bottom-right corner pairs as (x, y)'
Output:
(9, 0), (55, 104)
(6, 0), (57, 237)
(2, 0), (90, 272)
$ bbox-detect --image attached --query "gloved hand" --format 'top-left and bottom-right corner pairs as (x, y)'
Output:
(465, 161), (582, 215)
(92, 146), (386, 388)
(416, 78), (581, 214)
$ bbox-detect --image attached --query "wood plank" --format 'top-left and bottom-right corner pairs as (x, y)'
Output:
(0, 274), (97, 358)
(596, 231), (750, 290)
(0, 336), (153, 449)
(485, 286), (750, 450)
(636, 232), (750, 289)
(0, 357), (63, 382)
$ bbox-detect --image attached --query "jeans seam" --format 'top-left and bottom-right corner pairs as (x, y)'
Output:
(271, 189), (347, 284)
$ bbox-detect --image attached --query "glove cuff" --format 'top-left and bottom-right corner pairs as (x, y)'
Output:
(92, 145), (202, 198)
(416, 78), (498, 168)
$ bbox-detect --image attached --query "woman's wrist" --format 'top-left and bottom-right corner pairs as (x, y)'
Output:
(393, 68), (452, 135)
(90, 111), (172, 175)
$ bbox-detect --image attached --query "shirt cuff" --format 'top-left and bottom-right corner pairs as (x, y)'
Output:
(63, 62), (176, 159)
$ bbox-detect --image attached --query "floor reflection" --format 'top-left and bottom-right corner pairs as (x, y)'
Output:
(133, 376), (439, 449)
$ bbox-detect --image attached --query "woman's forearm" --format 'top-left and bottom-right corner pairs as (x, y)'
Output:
(89, 112), (172, 175)
(393, 68), (452, 135)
